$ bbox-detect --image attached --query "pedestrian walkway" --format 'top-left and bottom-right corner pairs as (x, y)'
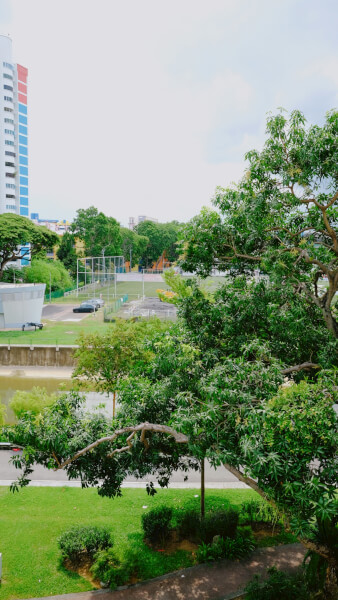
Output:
(26, 543), (306, 600)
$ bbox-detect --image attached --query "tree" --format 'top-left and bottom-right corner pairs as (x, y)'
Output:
(24, 259), (73, 292)
(57, 232), (78, 278)
(120, 227), (148, 268)
(179, 110), (338, 337)
(71, 207), (122, 257)
(73, 318), (169, 416)
(135, 221), (181, 267)
(0, 213), (59, 279)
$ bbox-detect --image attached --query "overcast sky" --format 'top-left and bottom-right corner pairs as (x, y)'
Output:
(1, 0), (337, 226)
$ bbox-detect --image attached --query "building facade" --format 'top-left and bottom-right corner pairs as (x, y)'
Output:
(0, 36), (29, 220)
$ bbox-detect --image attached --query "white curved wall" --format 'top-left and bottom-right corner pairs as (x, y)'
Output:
(0, 283), (45, 328)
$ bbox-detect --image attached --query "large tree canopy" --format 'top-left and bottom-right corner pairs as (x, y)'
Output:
(135, 220), (181, 267)
(71, 206), (122, 257)
(56, 231), (78, 278)
(120, 227), (149, 268)
(179, 110), (338, 337)
(0, 213), (59, 279)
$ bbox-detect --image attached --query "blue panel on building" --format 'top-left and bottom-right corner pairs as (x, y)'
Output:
(19, 135), (28, 145)
(19, 103), (27, 115)
(19, 114), (27, 125)
(19, 145), (28, 156)
(20, 186), (29, 195)
(19, 155), (28, 165)
(19, 125), (28, 135)
(20, 196), (29, 205)
(19, 166), (28, 175)
(20, 206), (29, 216)
(20, 176), (28, 186)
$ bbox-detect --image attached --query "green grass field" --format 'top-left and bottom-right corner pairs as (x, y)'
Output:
(0, 312), (111, 346)
(0, 486), (257, 600)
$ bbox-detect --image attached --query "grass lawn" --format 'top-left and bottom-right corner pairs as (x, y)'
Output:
(0, 312), (112, 346)
(0, 486), (258, 600)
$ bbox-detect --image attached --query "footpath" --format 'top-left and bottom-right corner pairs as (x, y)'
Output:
(26, 543), (306, 600)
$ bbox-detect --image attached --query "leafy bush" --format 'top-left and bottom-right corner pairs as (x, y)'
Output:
(175, 509), (201, 540)
(175, 508), (239, 543)
(142, 506), (173, 544)
(0, 400), (6, 426)
(240, 500), (261, 524)
(10, 387), (57, 419)
(196, 534), (255, 563)
(199, 509), (239, 543)
(90, 548), (128, 589)
(58, 525), (113, 563)
(244, 566), (308, 600)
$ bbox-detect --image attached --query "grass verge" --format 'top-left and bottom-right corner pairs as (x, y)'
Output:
(0, 312), (111, 346)
(0, 486), (257, 599)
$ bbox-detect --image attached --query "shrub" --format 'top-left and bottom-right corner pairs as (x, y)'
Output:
(175, 509), (201, 541)
(196, 533), (255, 563)
(58, 525), (113, 563)
(240, 500), (280, 527)
(199, 508), (239, 543)
(91, 548), (128, 589)
(10, 387), (57, 419)
(142, 506), (173, 544)
(244, 567), (308, 600)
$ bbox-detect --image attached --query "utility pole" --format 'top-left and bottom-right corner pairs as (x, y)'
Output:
(49, 272), (52, 303)
(129, 246), (132, 272)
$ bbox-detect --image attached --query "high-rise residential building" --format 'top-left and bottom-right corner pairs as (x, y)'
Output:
(0, 35), (29, 219)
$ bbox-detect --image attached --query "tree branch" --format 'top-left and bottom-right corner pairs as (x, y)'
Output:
(54, 423), (189, 470)
(281, 362), (321, 375)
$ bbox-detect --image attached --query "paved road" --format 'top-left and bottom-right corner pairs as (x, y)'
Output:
(42, 303), (88, 322)
(0, 450), (247, 489)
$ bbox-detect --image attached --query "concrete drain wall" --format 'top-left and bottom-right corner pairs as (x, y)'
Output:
(0, 345), (77, 367)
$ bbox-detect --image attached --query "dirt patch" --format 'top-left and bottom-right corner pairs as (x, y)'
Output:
(147, 530), (198, 555)
(251, 522), (281, 541)
(63, 558), (99, 587)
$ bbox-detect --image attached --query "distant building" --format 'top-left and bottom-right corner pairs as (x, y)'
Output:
(128, 215), (158, 230)
(0, 36), (29, 220)
(30, 213), (71, 235)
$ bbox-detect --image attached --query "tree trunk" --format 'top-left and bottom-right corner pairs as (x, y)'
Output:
(113, 391), (116, 418)
(322, 307), (338, 338)
(200, 458), (205, 518)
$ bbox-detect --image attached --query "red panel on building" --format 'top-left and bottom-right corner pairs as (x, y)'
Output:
(17, 64), (28, 83)
(18, 92), (27, 105)
(18, 82), (27, 94)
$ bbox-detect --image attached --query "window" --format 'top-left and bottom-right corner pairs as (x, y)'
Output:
(20, 176), (28, 185)
(20, 186), (28, 196)
(5, 162), (15, 167)
(6, 172), (15, 178)
(6, 204), (16, 210)
(19, 103), (27, 115)
(3, 73), (13, 80)
(6, 183), (15, 189)
(6, 194), (15, 199)
(20, 207), (29, 216)
(3, 62), (14, 70)
(19, 114), (27, 124)
(4, 107), (13, 113)
(19, 156), (28, 166)
(5, 128), (14, 135)
(19, 124), (27, 135)
(4, 84), (13, 91)
(5, 151), (15, 157)
(20, 197), (29, 206)
(4, 118), (14, 124)
(19, 145), (28, 156)
(19, 135), (28, 145)
(4, 96), (13, 102)
(5, 140), (14, 146)
(20, 166), (28, 175)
